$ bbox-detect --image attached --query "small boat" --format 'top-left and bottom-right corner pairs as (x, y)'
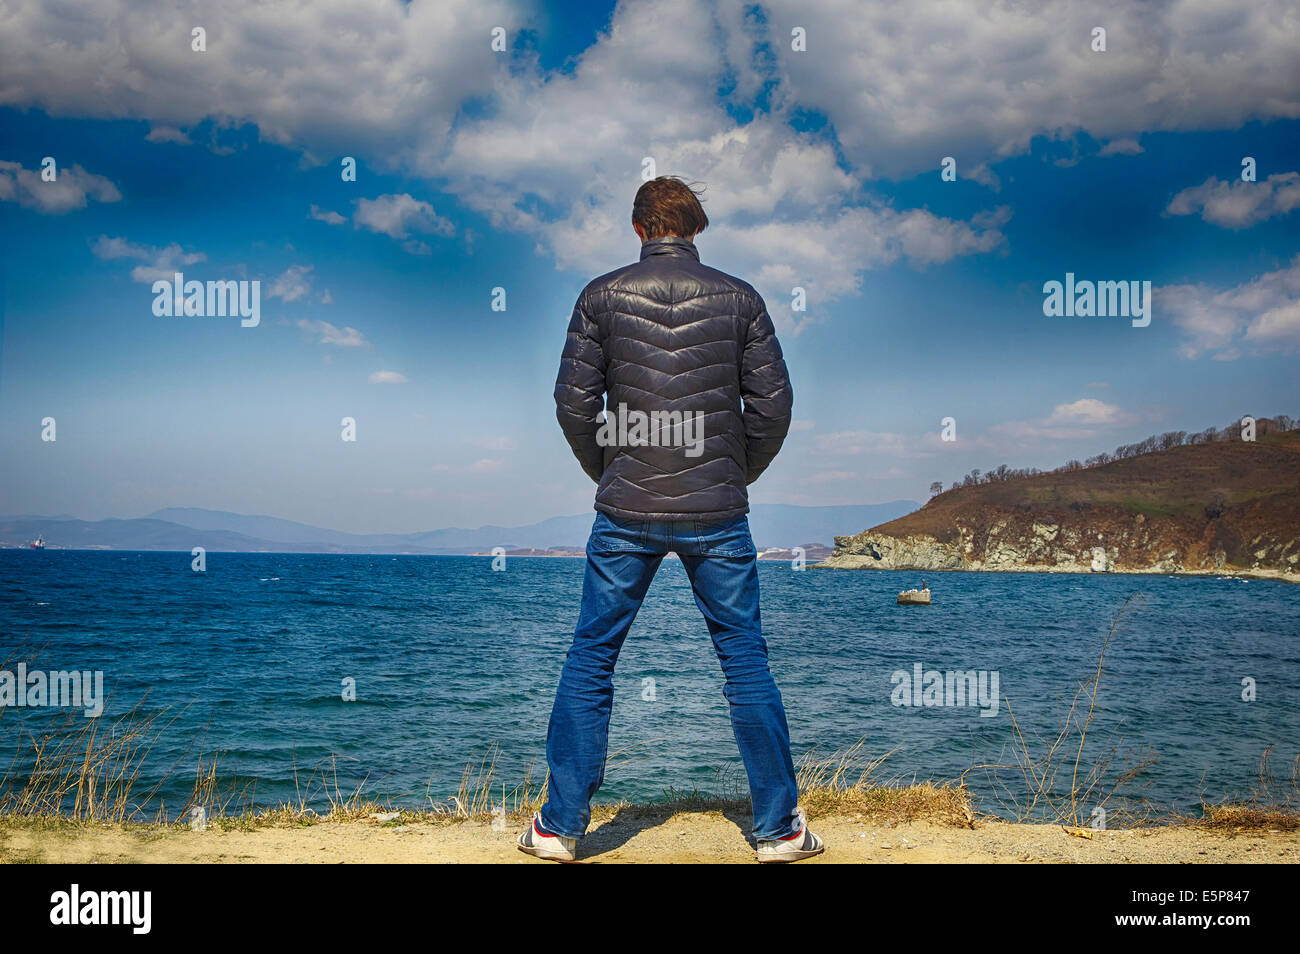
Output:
(897, 586), (930, 605)
(29, 535), (45, 550)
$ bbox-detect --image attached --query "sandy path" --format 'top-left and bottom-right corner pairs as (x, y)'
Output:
(3, 813), (1295, 864)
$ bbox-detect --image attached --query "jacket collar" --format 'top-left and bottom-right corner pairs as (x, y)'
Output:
(639, 235), (700, 262)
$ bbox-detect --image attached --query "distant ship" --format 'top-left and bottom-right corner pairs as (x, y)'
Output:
(29, 535), (45, 549)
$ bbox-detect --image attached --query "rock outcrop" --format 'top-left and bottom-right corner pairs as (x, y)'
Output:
(820, 429), (1300, 581)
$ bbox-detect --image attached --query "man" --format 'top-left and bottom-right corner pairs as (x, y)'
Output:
(517, 176), (823, 864)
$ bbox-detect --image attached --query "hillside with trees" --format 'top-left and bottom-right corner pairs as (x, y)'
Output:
(825, 416), (1300, 580)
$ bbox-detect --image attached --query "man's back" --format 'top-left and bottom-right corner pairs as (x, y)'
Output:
(554, 235), (793, 521)
(526, 178), (823, 864)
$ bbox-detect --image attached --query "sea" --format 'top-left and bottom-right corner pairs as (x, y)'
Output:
(2, 549), (1297, 820)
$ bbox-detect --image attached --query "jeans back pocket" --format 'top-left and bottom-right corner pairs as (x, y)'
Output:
(694, 516), (756, 557)
(588, 513), (649, 552)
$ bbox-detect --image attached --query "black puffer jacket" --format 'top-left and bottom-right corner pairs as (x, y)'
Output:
(554, 236), (793, 521)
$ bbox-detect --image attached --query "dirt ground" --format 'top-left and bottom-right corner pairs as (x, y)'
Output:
(3, 811), (1295, 864)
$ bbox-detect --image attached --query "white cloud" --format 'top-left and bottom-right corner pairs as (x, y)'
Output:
(354, 193), (454, 244)
(967, 162), (1002, 190)
(1159, 283), (1242, 357)
(760, 0), (1300, 180)
(90, 235), (152, 261)
(1099, 138), (1144, 157)
(1162, 256), (1300, 357)
(1248, 300), (1300, 342)
(990, 399), (1135, 443)
(369, 369), (408, 384)
(1166, 172), (1300, 229)
(1044, 398), (1125, 427)
(144, 125), (191, 144)
(0, 160), (121, 213)
(704, 204), (1008, 333)
(267, 264), (314, 302)
(299, 319), (368, 347)
(0, 0), (520, 172)
(4, 1), (1296, 195)
(469, 458), (505, 473)
(309, 204), (346, 225)
(432, 1), (1010, 332)
(91, 234), (205, 282)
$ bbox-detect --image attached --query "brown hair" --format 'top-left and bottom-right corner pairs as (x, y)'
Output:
(632, 176), (709, 240)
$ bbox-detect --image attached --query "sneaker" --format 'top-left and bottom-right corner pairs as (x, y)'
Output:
(516, 815), (577, 862)
(756, 808), (825, 863)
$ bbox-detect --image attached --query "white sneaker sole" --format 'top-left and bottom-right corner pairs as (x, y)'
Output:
(516, 843), (576, 862)
(757, 844), (825, 863)
(516, 828), (577, 863)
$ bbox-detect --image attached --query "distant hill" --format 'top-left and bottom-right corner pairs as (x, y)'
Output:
(0, 501), (917, 554)
(823, 423), (1300, 580)
(146, 508), (408, 548)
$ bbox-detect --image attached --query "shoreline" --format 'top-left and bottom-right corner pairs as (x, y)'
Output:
(10, 547), (1296, 581)
(3, 812), (1295, 864)
(813, 560), (1300, 584)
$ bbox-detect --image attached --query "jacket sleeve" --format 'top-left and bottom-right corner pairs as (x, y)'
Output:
(740, 291), (793, 484)
(554, 289), (606, 483)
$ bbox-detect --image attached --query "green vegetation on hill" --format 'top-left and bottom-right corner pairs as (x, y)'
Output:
(840, 418), (1300, 577)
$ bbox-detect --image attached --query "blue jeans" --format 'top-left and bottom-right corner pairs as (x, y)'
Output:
(539, 512), (800, 841)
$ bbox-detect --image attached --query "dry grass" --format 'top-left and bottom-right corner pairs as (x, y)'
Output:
(795, 740), (975, 826)
(0, 707), (976, 833)
(1196, 804), (1300, 831)
(1187, 747), (1300, 832)
(0, 690), (199, 823)
(965, 593), (1163, 827)
(575, 741), (976, 828)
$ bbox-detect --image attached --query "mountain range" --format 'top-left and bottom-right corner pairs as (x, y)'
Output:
(0, 501), (918, 554)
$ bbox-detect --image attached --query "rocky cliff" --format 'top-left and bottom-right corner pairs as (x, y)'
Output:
(821, 428), (1300, 581)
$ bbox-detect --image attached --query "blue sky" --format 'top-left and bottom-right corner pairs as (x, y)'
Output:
(1, 0), (1298, 533)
